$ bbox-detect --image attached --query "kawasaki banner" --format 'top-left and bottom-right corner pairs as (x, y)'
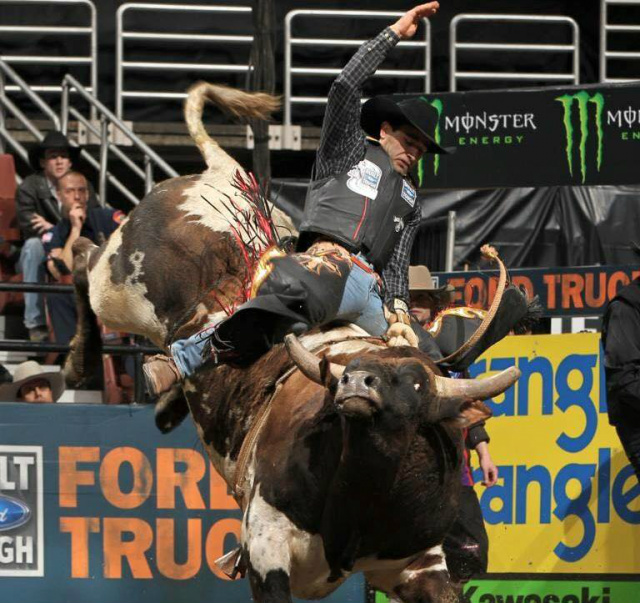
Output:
(405, 83), (640, 189)
(432, 264), (640, 317)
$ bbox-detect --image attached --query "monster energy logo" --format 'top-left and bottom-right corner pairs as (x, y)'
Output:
(418, 97), (443, 185)
(555, 91), (605, 183)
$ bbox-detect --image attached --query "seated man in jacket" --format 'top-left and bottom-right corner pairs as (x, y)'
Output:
(144, 2), (449, 396)
(44, 170), (124, 345)
(16, 131), (98, 342)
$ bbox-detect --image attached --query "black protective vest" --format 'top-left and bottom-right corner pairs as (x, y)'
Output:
(297, 142), (418, 273)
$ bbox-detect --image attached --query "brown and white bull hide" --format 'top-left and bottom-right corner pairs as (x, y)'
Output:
(65, 82), (294, 388)
(181, 324), (518, 603)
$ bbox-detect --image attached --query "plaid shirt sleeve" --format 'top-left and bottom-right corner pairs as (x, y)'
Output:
(382, 204), (422, 306)
(314, 27), (400, 180)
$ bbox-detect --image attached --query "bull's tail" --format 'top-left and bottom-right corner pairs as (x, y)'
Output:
(63, 237), (104, 390)
(184, 81), (280, 169)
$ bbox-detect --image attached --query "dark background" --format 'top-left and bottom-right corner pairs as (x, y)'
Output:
(2, 1), (640, 270)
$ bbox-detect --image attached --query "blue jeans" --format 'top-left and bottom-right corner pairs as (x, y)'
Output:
(171, 256), (388, 378)
(334, 255), (388, 336)
(18, 237), (46, 329)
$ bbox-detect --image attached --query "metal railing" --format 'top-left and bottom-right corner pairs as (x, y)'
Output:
(600, 0), (640, 83)
(450, 14), (580, 91)
(0, 0), (97, 104)
(61, 74), (178, 206)
(0, 58), (61, 179)
(0, 280), (161, 404)
(116, 3), (253, 120)
(284, 10), (432, 126)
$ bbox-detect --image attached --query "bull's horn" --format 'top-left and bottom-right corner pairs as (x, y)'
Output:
(433, 366), (521, 403)
(284, 334), (344, 385)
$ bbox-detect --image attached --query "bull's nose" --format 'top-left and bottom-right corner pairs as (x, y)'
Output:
(335, 371), (382, 414)
(340, 371), (380, 390)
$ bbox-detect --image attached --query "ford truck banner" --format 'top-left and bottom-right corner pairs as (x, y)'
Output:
(432, 265), (640, 317)
(405, 83), (640, 189)
(0, 404), (363, 603)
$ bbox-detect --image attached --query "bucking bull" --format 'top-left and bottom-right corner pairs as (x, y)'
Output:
(66, 82), (520, 603)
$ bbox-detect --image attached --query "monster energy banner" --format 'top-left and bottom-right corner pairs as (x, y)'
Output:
(406, 83), (640, 189)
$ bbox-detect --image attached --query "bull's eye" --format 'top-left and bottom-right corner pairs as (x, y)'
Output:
(414, 382), (421, 391)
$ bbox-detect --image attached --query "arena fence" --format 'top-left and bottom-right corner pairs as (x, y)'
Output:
(449, 14), (580, 91)
(115, 2), (253, 120)
(62, 73), (178, 204)
(0, 281), (162, 404)
(600, 0), (640, 83)
(283, 9), (432, 127)
(0, 0), (97, 113)
(0, 58), (60, 177)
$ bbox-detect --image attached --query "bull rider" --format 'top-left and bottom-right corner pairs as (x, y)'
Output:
(143, 2), (451, 396)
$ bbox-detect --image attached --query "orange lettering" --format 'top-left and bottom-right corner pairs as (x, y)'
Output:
(584, 272), (607, 308)
(464, 277), (486, 308)
(156, 448), (206, 510)
(156, 518), (201, 579)
(210, 466), (238, 510)
(205, 518), (242, 581)
(60, 517), (100, 578)
(608, 272), (630, 300)
(632, 270), (640, 281)
(58, 447), (99, 508)
(543, 274), (558, 309)
(561, 274), (584, 309)
(103, 518), (153, 579)
(100, 447), (152, 509)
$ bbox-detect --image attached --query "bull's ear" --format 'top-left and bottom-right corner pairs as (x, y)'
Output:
(438, 399), (492, 428)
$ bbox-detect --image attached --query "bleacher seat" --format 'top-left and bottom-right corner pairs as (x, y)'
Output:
(0, 154), (19, 237)
(0, 154), (23, 315)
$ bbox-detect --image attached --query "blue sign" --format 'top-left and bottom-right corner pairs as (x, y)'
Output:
(0, 403), (364, 603)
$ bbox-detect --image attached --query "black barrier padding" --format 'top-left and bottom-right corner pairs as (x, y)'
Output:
(270, 179), (640, 270)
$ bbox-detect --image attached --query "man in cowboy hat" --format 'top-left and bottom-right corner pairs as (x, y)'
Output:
(0, 360), (65, 403)
(144, 2), (450, 395)
(16, 131), (97, 342)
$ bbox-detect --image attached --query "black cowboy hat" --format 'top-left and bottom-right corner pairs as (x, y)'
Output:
(361, 96), (452, 155)
(28, 131), (80, 171)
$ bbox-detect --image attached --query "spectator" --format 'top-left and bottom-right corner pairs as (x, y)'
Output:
(0, 360), (65, 403)
(407, 264), (454, 359)
(44, 170), (124, 345)
(602, 277), (640, 484)
(408, 265), (496, 585)
(0, 363), (12, 386)
(16, 131), (97, 342)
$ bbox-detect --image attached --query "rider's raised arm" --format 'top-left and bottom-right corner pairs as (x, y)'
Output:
(314, 27), (400, 181)
(314, 3), (440, 180)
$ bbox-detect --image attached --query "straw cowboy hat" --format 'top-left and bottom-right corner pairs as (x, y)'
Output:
(0, 361), (65, 402)
(28, 131), (80, 171)
(409, 265), (454, 299)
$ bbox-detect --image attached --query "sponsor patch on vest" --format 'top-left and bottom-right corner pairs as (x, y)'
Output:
(401, 180), (417, 207)
(346, 159), (382, 200)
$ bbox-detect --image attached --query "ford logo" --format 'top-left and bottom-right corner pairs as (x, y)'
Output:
(0, 494), (31, 531)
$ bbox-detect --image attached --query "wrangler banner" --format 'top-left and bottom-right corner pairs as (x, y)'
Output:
(0, 404), (363, 603)
(469, 333), (639, 574)
(432, 265), (640, 317)
(407, 83), (640, 189)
